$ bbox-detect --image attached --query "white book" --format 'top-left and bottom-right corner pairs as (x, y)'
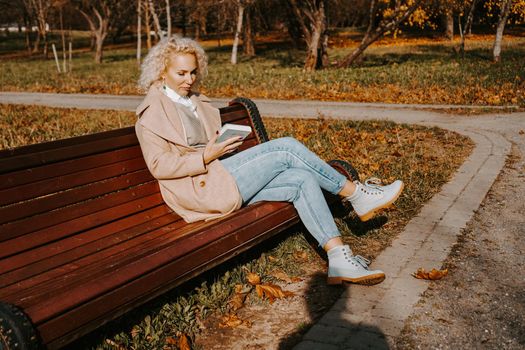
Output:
(216, 123), (252, 143)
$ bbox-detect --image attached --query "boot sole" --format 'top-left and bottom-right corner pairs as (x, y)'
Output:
(327, 273), (386, 286)
(357, 182), (404, 222)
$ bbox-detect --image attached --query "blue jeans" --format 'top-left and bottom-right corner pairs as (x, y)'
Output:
(221, 137), (347, 247)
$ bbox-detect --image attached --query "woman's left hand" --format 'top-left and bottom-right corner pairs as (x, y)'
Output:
(203, 133), (243, 164)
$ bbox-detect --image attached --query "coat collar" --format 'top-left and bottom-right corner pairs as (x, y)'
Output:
(136, 85), (221, 147)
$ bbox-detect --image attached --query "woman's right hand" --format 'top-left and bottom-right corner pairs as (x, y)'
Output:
(203, 133), (243, 164)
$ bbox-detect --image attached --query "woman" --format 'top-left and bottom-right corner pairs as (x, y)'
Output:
(135, 35), (404, 286)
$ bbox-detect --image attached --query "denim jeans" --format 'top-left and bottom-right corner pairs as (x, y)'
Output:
(221, 137), (347, 247)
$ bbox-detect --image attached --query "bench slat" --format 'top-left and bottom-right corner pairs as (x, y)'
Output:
(0, 205), (173, 286)
(38, 203), (299, 348)
(0, 179), (159, 243)
(0, 169), (154, 225)
(0, 145), (143, 191)
(0, 131), (138, 174)
(0, 188), (163, 257)
(0, 211), (185, 300)
(0, 157), (147, 207)
(11, 216), (210, 308)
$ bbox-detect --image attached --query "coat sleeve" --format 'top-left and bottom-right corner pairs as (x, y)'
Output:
(135, 122), (208, 180)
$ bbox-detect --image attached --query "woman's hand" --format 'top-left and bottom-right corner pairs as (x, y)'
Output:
(203, 133), (243, 164)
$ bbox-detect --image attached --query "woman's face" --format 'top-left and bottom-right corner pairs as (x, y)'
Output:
(164, 53), (198, 96)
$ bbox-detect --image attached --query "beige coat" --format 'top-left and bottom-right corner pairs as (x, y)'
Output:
(135, 85), (243, 223)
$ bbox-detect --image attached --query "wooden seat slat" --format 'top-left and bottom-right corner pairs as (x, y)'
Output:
(0, 181), (159, 244)
(0, 131), (138, 174)
(0, 157), (147, 206)
(0, 205), (173, 284)
(37, 203), (299, 348)
(26, 202), (295, 325)
(0, 146), (143, 191)
(0, 190), (163, 258)
(1, 212), (186, 302)
(12, 216), (211, 309)
(0, 169), (154, 225)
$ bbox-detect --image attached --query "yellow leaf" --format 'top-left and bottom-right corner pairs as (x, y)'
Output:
(255, 283), (295, 304)
(412, 267), (448, 280)
(219, 313), (252, 328)
(246, 272), (261, 285)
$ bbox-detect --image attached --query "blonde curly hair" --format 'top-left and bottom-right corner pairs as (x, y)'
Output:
(138, 35), (208, 93)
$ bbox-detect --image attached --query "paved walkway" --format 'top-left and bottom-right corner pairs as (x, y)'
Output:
(2, 92), (524, 349)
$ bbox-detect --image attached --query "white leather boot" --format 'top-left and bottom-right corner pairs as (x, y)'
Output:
(345, 178), (404, 221)
(327, 245), (385, 285)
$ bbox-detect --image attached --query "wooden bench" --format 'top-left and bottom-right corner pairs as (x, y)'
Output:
(0, 98), (357, 349)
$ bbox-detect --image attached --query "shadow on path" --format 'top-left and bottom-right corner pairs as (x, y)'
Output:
(278, 271), (389, 350)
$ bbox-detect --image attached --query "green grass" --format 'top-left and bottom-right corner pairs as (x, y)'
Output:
(1, 32), (524, 106)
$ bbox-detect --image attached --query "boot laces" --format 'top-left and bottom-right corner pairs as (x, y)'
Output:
(362, 177), (384, 195)
(343, 251), (370, 269)
(353, 255), (371, 269)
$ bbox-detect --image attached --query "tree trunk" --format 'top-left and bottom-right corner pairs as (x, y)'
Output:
(243, 6), (255, 57)
(165, 0), (171, 37)
(79, 5), (110, 64)
(23, 14), (32, 54)
(149, 0), (163, 41)
(338, 0), (422, 67)
(231, 3), (244, 65)
(137, 0), (142, 65)
(493, 0), (512, 63)
(60, 7), (67, 72)
(442, 10), (453, 40)
(289, 0), (328, 71)
(458, 0), (478, 56)
(95, 33), (105, 63)
(144, 0), (151, 49)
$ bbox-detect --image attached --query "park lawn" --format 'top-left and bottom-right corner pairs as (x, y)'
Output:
(0, 103), (472, 348)
(0, 32), (524, 106)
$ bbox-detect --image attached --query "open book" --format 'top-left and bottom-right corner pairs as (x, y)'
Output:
(216, 123), (252, 143)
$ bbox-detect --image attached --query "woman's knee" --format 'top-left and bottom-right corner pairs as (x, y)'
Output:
(272, 136), (304, 151)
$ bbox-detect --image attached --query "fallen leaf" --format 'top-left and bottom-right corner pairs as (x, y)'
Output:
(246, 272), (261, 285)
(179, 333), (191, 350)
(293, 250), (308, 261)
(255, 283), (295, 304)
(165, 337), (177, 345)
(229, 287), (249, 311)
(412, 267), (448, 280)
(219, 313), (252, 328)
(270, 269), (293, 283)
(392, 150), (403, 157)
(270, 269), (302, 284)
(519, 130), (524, 135)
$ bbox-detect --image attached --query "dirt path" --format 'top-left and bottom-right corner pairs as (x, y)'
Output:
(395, 136), (525, 349)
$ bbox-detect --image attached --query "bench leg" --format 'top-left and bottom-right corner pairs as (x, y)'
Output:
(0, 302), (41, 350)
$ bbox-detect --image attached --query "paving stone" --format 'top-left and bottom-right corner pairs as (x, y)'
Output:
(342, 329), (390, 350)
(318, 309), (367, 329)
(303, 324), (355, 345)
(293, 340), (339, 350)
